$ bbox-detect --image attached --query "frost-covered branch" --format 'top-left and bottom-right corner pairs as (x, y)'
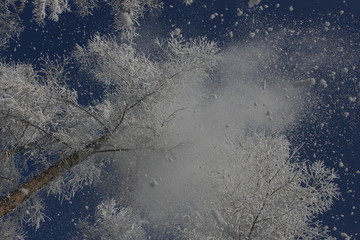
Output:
(56, 98), (111, 133)
(181, 133), (339, 240)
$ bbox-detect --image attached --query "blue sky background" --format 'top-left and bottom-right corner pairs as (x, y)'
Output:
(1, 0), (359, 239)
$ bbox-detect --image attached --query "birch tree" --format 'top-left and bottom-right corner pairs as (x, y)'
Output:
(0, 27), (217, 240)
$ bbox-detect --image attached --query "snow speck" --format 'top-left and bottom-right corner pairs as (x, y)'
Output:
(330, 71), (336, 78)
(343, 112), (349, 118)
(120, 12), (133, 27)
(294, 78), (316, 88)
(237, 8), (243, 16)
(340, 232), (351, 240)
(249, 32), (256, 38)
(289, 6), (294, 11)
(149, 180), (159, 188)
(348, 96), (356, 102)
(262, 80), (266, 90)
(320, 79), (328, 88)
(173, 28), (181, 36)
(20, 188), (29, 195)
(339, 161), (344, 168)
(248, 0), (261, 8)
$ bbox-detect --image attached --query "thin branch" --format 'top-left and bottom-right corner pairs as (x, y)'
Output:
(246, 198), (267, 240)
(161, 107), (188, 127)
(94, 148), (134, 153)
(17, 118), (73, 150)
(268, 142), (304, 185)
(166, 141), (194, 152)
(0, 135), (49, 162)
(0, 175), (18, 184)
(56, 98), (110, 133)
(95, 145), (156, 154)
(0, 130), (110, 218)
(112, 65), (203, 134)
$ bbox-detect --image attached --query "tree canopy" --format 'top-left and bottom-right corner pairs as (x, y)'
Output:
(0, 0), (346, 239)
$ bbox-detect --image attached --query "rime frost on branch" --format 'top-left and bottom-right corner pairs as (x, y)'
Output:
(32, 0), (70, 24)
(181, 133), (339, 240)
(76, 199), (146, 240)
(0, 0), (25, 48)
(1, 0), (162, 47)
(0, 218), (26, 240)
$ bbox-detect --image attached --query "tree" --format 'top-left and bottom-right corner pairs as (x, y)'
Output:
(71, 132), (339, 240)
(180, 133), (339, 240)
(0, 1), (217, 236)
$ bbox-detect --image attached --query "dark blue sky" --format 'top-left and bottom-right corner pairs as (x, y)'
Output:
(2, 0), (359, 239)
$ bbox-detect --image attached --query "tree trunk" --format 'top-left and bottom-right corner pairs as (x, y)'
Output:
(0, 134), (109, 218)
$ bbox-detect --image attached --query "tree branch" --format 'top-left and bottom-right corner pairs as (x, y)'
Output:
(0, 135), (48, 162)
(0, 175), (18, 184)
(95, 148), (134, 153)
(0, 131), (111, 218)
(56, 98), (111, 133)
(10, 116), (73, 150)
